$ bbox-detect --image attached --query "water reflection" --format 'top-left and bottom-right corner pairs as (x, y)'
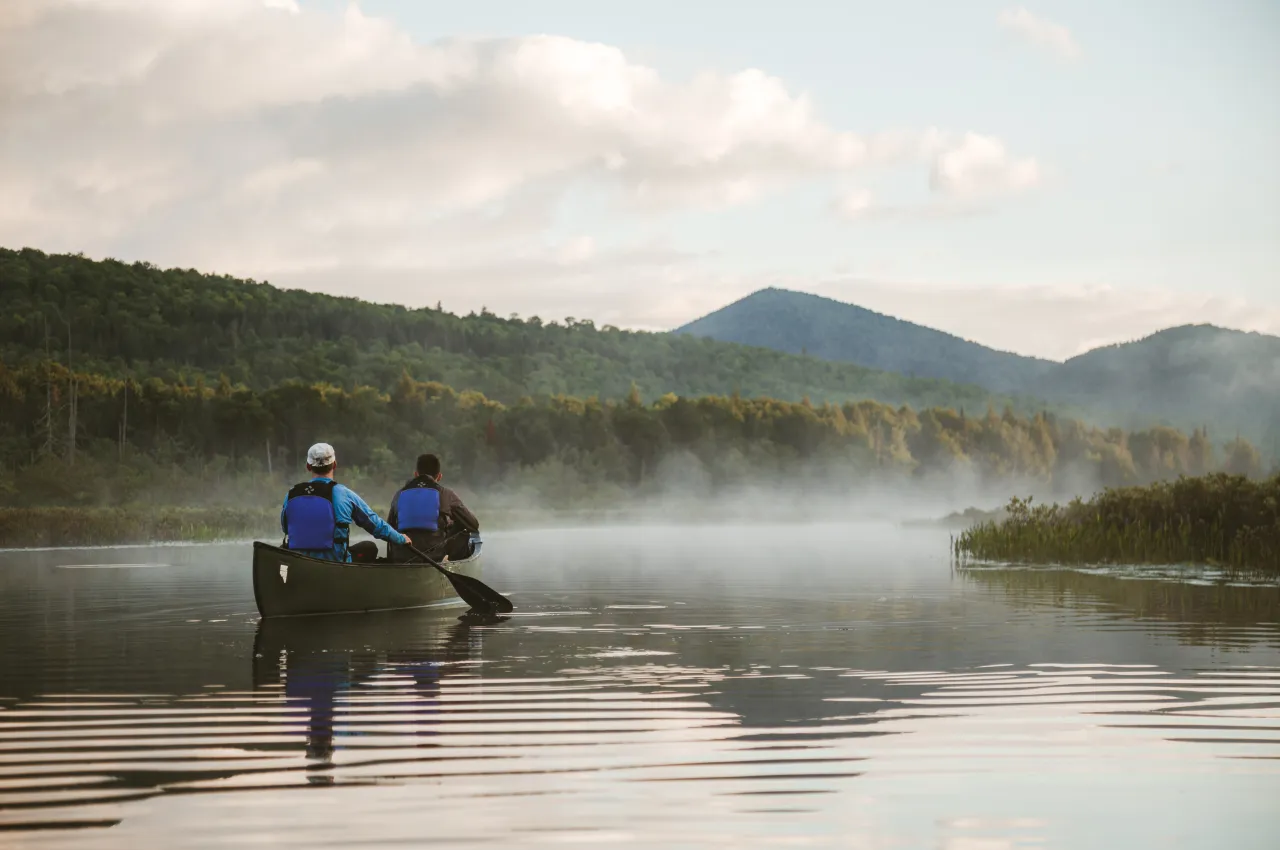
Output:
(253, 612), (486, 770)
(959, 564), (1280, 650)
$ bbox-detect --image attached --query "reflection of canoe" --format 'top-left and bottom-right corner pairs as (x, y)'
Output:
(250, 608), (482, 761)
(252, 538), (484, 618)
(251, 607), (478, 689)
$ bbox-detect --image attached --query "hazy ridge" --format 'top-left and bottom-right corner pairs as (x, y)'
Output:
(677, 288), (1280, 453)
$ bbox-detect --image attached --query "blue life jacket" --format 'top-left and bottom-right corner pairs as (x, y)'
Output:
(285, 480), (348, 550)
(396, 477), (442, 532)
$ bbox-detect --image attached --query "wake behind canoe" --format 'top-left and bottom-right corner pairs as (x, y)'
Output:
(252, 540), (484, 618)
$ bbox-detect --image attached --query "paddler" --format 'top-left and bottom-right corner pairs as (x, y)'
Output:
(387, 453), (479, 562)
(281, 443), (410, 562)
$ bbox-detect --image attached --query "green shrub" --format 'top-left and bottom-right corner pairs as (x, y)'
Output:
(955, 474), (1280, 572)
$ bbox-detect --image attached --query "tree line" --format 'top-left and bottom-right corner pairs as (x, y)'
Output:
(0, 247), (1057, 416)
(0, 361), (1269, 510)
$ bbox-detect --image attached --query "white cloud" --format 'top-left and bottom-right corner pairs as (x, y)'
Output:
(997, 7), (1081, 61)
(0, 0), (1039, 280)
(556, 235), (596, 265)
(930, 133), (1042, 199)
(836, 188), (875, 219)
(834, 133), (1042, 218)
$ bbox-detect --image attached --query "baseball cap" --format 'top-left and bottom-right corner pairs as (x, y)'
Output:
(306, 443), (336, 467)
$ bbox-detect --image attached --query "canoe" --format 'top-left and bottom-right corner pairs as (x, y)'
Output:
(252, 537), (484, 618)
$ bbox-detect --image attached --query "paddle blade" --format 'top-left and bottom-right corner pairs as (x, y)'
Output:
(430, 563), (513, 614)
(447, 570), (515, 614)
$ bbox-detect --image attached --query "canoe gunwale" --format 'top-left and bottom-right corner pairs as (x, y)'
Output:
(251, 540), (482, 570)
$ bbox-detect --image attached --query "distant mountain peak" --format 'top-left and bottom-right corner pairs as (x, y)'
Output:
(676, 286), (1055, 393)
(676, 287), (1280, 452)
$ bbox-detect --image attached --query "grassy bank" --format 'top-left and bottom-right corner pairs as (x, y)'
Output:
(0, 507), (281, 549)
(0, 504), (628, 549)
(954, 473), (1280, 572)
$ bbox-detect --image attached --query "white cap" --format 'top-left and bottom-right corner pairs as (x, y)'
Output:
(306, 442), (336, 467)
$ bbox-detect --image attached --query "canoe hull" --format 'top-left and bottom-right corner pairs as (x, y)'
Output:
(252, 540), (484, 618)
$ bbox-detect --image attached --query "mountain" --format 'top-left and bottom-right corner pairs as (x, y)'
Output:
(0, 247), (1035, 416)
(675, 288), (1055, 393)
(677, 288), (1280, 453)
(1048, 325), (1280, 443)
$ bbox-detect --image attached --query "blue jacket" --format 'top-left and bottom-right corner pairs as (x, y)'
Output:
(281, 477), (407, 562)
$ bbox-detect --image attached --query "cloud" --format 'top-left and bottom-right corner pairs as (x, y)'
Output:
(835, 132), (1042, 219)
(930, 133), (1042, 199)
(556, 235), (596, 265)
(0, 0), (1039, 280)
(997, 7), (1081, 61)
(835, 188), (875, 219)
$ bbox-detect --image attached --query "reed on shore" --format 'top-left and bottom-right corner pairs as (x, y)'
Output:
(0, 504), (615, 548)
(0, 507), (279, 549)
(954, 473), (1280, 572)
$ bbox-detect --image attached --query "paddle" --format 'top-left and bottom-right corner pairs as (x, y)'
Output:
(406, 543), (513, 614)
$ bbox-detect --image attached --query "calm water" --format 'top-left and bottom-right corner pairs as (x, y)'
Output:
(1, 523), (1278, 848)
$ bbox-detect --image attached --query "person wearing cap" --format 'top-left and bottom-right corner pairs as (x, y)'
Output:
(281, 443), (411, 562)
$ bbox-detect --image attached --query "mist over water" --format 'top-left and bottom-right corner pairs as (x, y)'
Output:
(1, 523), (1278, 848)
(485, 461), (1084, 531)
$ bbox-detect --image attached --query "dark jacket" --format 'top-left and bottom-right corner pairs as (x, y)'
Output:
(387, 477), (479, 536)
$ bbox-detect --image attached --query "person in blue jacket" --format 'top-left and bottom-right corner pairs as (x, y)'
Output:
(281, 443), (410, 562)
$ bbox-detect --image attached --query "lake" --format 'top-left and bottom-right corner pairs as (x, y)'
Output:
(1, 523), (1278, 848)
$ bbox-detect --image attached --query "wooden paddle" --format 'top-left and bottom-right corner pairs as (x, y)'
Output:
(407, 543), (513, 614)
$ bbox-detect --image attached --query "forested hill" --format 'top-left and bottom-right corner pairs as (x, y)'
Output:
(676, 287), (1055, 393)
(1046, 324), (1280, 455)
(0, 247), (1037, 414)
(1050, 325), (1280, 421)
(677, 287), (1280, 454)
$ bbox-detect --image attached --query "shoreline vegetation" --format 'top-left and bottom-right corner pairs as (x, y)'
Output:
(954, 474), (1280, 573)
(6, 474), (1278, 558)
(2, 362), (1272, 508)
(0, 507), (280, 549)
(0, 505), (639, 549)
(1, 364), (1275, 549)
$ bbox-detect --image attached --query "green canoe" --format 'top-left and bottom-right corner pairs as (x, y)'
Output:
(252, 538), (484, 618)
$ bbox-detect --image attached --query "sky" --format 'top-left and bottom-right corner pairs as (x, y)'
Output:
(1, 0), (1277, 360)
